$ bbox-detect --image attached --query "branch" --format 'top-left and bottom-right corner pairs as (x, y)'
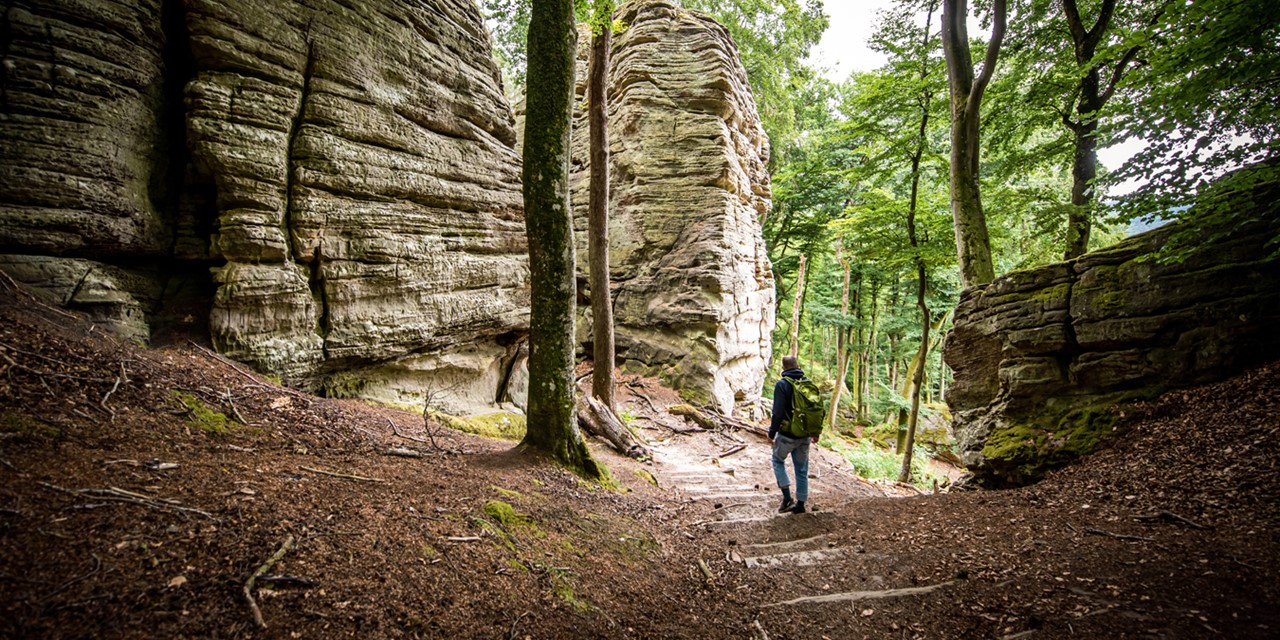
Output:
(299, 465), (385, 483)
(245, 535), (297, 628)
(968, 0), (1007, 111)
(1099, 44), (1140, 104)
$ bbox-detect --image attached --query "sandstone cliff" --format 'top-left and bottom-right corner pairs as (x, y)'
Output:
(1, 0), (530, 415)
(567, 0), (776, 415)
(944, 176), (1280, 486)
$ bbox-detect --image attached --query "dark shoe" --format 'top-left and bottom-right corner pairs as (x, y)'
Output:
(778, 496), (795, 513)
(787, 501), (806, 514)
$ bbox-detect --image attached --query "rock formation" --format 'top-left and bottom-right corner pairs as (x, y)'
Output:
(0, 0), (775, 417)
(567, 0), (776, 415)
(944, 174), (1280, 486)
(1, 0), (530, 415)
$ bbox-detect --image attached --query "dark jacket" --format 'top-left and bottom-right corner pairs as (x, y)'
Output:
(769, 368), (806, 440)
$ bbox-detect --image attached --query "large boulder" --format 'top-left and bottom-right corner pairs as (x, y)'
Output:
(567, 0), (776, 415)
(0, 0), (530, 415)
(944, 174), (1280, 486)
(186, 0), (530, 414)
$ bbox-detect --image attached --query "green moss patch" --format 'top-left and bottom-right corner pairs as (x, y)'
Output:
(432, 411), (526, 441)
(170, 391), (235, 434)
(980, 389), (1161, 485)
(1, 411), (62, 440)
(483, 500), (532, 527)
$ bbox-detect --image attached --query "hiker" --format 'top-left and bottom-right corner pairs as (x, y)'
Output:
(769, 355), (820, 514)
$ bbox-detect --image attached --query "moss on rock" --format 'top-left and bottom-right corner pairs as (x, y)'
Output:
(432, 411), (526, 441)
(171, 390), (235, 434)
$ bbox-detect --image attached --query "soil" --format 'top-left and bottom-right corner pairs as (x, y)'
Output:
(1, 280), (1277, 639)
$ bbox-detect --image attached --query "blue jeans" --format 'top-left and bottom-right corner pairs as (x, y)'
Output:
(771, 434), (810, 501)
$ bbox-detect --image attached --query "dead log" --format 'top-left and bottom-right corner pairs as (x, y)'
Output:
(576, 395), (650, 459)
(669, 404), (769, 440)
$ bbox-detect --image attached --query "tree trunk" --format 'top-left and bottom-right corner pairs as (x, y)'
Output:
(942, 0), (1005, 287)
(788, 254), (808, 357)
(520, 0), (602, 478)
(864, 280), (879, 410)
(828, 246), (852, 429)
(588, 22), (615, 410)
(1061, 0), (1132, 260)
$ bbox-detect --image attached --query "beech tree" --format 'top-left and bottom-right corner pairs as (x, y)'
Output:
(941, 0), (1006, 287)
(587, 0), (617, 410)
(520, 0), (603, 477)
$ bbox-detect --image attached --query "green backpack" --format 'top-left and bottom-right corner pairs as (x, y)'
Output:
(782, 377), (825, 439)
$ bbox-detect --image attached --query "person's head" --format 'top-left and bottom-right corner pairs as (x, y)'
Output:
(782, 355), (799, 371)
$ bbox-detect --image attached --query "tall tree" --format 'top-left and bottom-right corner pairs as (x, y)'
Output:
(941, 0), (1006, 286)
(788, 254), (808, 357)
(827, 241), (852, 429)
(1055, 0), (1141, 259)
(520, 0), (603, 477)
(587, 0), (616, 410)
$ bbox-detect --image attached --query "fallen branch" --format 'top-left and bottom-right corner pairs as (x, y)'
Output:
(388, 417), (432, 444)
(299, 466), (384, 483)
(753, 620), (771, 640)
(40, 482), (215, 520)
(100, 369), (122, 418)
(576, 394), (650, 459)
(763, 582), (955, 607)
(40, 554), (101, 602)
(447, 536), (481, 542)
(627, 386), (662, 414)
(1085, 527), (1153, 542)
(1133, 510), (1207, 530)
(245, 535), (297, 629)
(697, 558), (715, 583)
(385, 447), (425, 459)
(187, 341), (312, 403)
(717, 444), (747, 459)
(224, 388), (249, 426)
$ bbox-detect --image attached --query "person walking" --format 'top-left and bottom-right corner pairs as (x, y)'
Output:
(769, 355), (818, 514)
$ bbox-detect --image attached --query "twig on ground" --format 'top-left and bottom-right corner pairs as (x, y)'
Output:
(187, 341), (312, 403)
(245, 535), (297, 629)
(753, 620), (771, 640)
(697, 558), (715, 582)
(1133, 510), (1207, 530)
(717, 444), (747, 459)
(224, 388), (249, 426)
(385, 447), (425, 458)
(1085, 527), (1153, 542)
(299, 466), (384, 483)
(39, 482), (216, 520)
(447, 536), (482, 542)
(506, 611), (528, 640)
(628, 387), (662, 414)
(1231, 556), (1261, 571)
(40, 554), (101, 602)
(388, 417), (431, 444)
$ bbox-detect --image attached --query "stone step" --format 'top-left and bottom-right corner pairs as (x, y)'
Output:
(742, 545), (850, 569)
(739, 533), (831, 554)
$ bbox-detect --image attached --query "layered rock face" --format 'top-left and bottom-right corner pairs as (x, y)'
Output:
(568, 0), (776, 415)
(944, 186), (1280, 486)
(1, 0), (530, 415)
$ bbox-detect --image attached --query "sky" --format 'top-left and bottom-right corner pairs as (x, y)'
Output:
(809, 1), (1144, 189)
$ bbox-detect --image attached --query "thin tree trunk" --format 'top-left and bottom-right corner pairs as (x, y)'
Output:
(788, 254), (808, 358)
(1060, 0), (1139, 259)
(942, 0), (1005, 287)
(588, 21), (615, 410)
(864, 281), (879, 409)
(828, 245), (852, 428)
(520, 0), (602, 478)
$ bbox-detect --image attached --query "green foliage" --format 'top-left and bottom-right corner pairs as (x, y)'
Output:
(483, 500), (533, 527)
(1107, 0), (1280, 232)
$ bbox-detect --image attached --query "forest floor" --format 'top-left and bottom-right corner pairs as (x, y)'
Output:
(1, 280), (1278, 640)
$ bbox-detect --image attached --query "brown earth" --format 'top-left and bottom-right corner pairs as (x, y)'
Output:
(1, 278), (1277, 639)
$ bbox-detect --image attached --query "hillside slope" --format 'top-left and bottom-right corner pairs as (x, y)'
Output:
(1, 278), (1277, 639)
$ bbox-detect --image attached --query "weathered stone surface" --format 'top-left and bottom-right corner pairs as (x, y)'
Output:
(0, 254), (160, 343)
(0, 0), (180, 259)
(944, 183), (1280, 487)
(566, 0), (776, 415)
(187, 0), (529, 413)
(0, 0), (530, 416)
